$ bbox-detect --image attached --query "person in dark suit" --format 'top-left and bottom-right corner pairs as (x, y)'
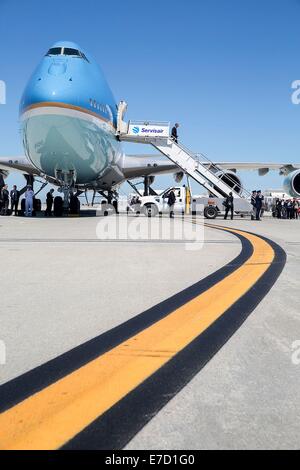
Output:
(167, 188), (176, 218)
(45, 189), (54, 216)
(293, 199), (299, 219)
(171, 123), (179, 143)
(255, 190), (264, 220)
(10, 185), (20, 216)
(1, 185), (9, 215)
(286, 199), (293, 219)
(250, 190), (257, 220)
(224, 192), (234, 220)
(275, 198), (282, 219)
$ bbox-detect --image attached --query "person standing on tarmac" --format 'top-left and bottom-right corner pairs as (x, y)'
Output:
(251, 190), (257, 220)
(286, 199), (293, 219)
(1, 185), (9, 215)
(224, 192), (234, 220)
(291, 199), (296, 219)
(45, 189), (54, 216)
(168, 188), (176, 218)
(24, 185), (34, 217)
(293, 199), (299, 219)
(171, 123), (179, 143)
(275, 198), (282, 219)
(255, 190), (264, 220)
(10, 185), (20, 216)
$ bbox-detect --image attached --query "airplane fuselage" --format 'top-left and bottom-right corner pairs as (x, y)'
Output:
(20, 41), (125, 189)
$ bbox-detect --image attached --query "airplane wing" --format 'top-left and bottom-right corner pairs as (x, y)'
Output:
(214, 162), (300, 175)
(0, 156), (41, 176)
(122, 154), (178, 179)
(125, 155), (300, 177)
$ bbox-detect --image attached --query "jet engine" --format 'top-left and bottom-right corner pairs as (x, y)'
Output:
(214, 170), (243, 194)
(283, 169), (300, 197)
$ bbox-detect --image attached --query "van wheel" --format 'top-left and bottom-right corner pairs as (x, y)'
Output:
(143, 204), (158, 217)
(204, 206), (218, 219)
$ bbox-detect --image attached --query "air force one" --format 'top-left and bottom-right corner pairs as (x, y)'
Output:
(1, 40), (300, 198)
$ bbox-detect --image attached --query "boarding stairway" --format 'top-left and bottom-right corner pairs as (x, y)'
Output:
(116, 102), (252, 211)
(152, 140), (243, 199)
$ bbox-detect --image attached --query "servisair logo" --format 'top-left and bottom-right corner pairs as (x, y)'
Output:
(132, 126), (164, 135)
(141, 128), (164, 133)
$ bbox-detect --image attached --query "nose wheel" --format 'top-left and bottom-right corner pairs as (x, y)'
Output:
(55, 169), (77, 213)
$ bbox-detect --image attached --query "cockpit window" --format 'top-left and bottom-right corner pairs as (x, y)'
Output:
(46, 47), (89, 62)
(80, 52), (89, 62)
(46, 47), (62, 56)
(63, 48), (80, 56)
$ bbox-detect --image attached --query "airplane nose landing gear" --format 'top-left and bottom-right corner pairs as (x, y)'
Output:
(55, 169), (77, 213)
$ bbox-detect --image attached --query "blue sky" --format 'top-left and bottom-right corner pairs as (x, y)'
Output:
(0, 0), (300, 197)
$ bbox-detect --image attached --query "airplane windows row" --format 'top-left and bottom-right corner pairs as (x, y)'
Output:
(89, 99), (108, 114)
(46, 48), (89, 62)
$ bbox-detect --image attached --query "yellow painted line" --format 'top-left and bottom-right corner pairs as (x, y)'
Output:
(0, 226), (274, 450)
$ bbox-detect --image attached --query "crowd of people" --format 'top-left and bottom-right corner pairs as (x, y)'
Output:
(272, 198), (299, 219)
(0, 184), (55, 217)
(0, 184), (37, 216)
(223, 190), (300, 221)
(0, 184), (81, 217)
(0, 184), (21, 216)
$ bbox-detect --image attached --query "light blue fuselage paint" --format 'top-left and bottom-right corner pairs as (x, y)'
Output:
(20, 41), (124, 189)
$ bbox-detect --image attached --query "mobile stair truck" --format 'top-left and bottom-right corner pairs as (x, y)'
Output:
(116, 101), (252, 219)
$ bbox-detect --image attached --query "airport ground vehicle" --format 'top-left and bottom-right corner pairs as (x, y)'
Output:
(130, 186), (252, 219)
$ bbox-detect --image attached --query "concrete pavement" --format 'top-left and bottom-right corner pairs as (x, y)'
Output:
(127, 217), (300, 450)
(0, 215), (238, 384)
(0, 214), (299, 449)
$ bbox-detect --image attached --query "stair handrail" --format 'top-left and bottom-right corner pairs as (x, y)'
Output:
(170, 139), (252, 198)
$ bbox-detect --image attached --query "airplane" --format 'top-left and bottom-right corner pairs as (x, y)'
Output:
(0, 40), (300, 200)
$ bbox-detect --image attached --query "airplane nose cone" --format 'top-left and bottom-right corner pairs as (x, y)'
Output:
(20, 57), (74, 114)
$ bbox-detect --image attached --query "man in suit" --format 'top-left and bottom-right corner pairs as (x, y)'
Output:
(1, 185), (9, 215)
(224, 192), (234, 220)
(251, 190), (257, 220)
(171, 123), (179, 143)
(167, 188), (176, 218)
(45, 189), (54, 216)
(10, 185), (20, 216)
(255, 190), (264, 220)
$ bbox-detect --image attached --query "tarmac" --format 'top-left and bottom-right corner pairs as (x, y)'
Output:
(0, 214), (299, 449)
